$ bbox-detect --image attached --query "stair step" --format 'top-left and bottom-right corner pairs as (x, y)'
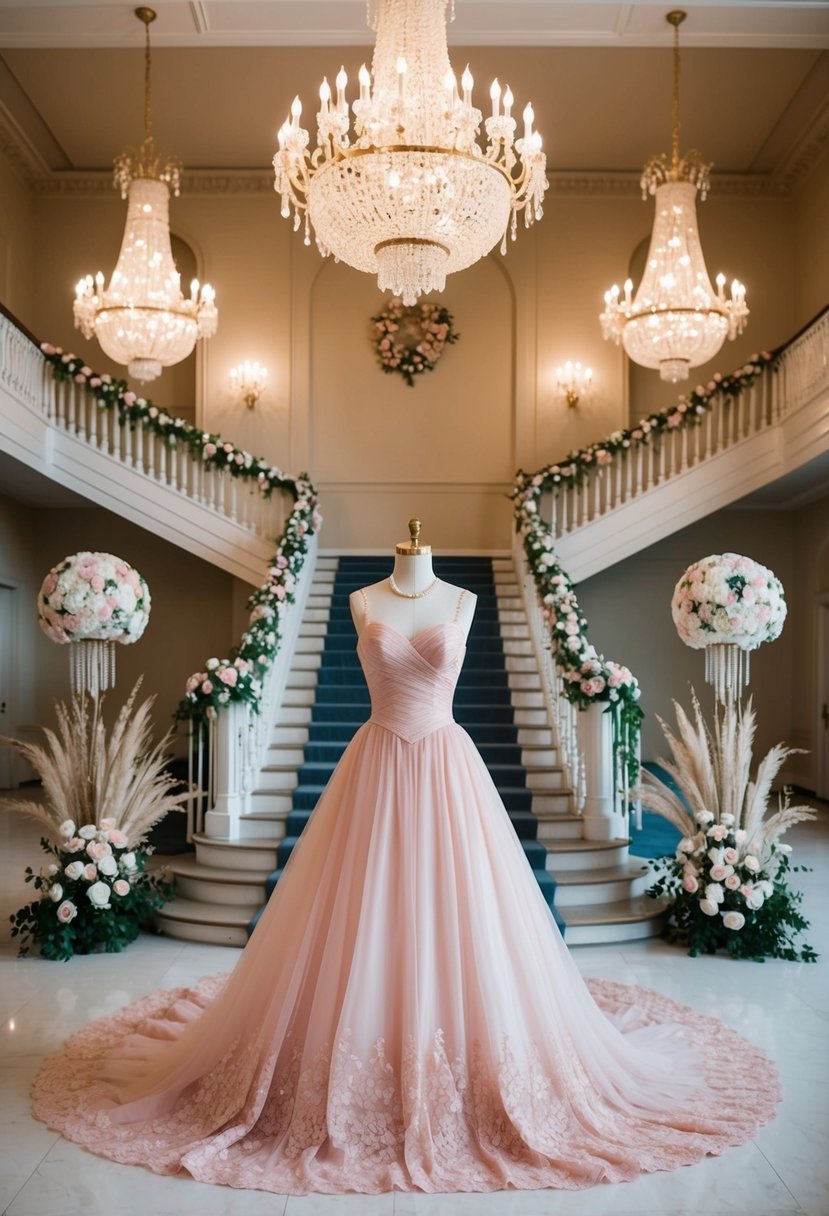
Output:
(552, 863), (650, 908)
(156, 899), (251, 947)
(563, 898), (668, 946)
(545, 838), (629, 872)
(169, 858), (269, 908)
(193, 833), (280, 870)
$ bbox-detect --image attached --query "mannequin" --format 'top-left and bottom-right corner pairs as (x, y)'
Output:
(349, 519), (476, 640)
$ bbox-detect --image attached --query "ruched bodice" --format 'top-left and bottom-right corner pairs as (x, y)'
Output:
(357, 620), (466, 743)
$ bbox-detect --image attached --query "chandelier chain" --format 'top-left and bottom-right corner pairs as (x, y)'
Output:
(670, 11), (684, 170)
(143, 14), (152, 145)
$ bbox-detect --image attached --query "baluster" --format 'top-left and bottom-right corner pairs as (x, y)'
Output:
(124, 418), (133, 466)
(230, 477), (239, 522)
(170, 442), (178, 491)
(680, 424), (688, 471)
(715, 393), (725, 453)
(146, 428), (155, 479)
(550, 491), (558, 538)
(592, 469), (601, 520)
(159, 439), (167, 484)
(634, 444), (643, 495)
(625, 447), (633, 501)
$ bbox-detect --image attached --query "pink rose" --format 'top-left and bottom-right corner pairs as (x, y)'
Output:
(86, 840), (111, 861)
(97, 604), (113, 622)
(90, 575), (104, 591)
(218, 666), (238, 687)
(725, 874), (741, 890)
(113, 879), (130, 897)
(123, 391), (137, 406)
(204, 442), (217, 457)
(66, 837), (85, 853)
(707, 824), (728, 841)
(83, 863), (98, 881)
(42, 573), (58, 596)
(682, 873), (698, 893)
(201, 679), (214, 695)
(109, 829), (128, 847)
(56, 899), (77, 923)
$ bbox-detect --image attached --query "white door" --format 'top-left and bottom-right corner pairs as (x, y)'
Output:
(817, 600), (829, 801)
(0, 585), (13, 788)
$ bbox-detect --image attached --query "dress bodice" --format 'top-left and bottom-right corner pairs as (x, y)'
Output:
(357, 620), (466, 743)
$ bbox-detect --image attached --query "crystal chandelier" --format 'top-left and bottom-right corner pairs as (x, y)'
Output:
(599, 10), (748, 383)
(273, 0), (548, 305)
(73, 7), (217, 384)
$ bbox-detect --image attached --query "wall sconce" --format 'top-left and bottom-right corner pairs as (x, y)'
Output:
(556, 360), (593, 408)
(229, 361), (268, 409)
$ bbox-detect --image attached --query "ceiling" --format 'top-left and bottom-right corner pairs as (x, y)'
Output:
(0, 2), (827, 183)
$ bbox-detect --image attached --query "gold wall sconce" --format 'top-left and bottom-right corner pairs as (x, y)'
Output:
(556, 360), (593, 408)
(229, 361), (268, 409)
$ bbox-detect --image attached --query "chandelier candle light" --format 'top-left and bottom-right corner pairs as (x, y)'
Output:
(599, 10), (748, 383)
(273, 0), (548, 305)
(556, 360), (593, 408)
(230, 361), (268, 409)
(73, 7), (217, 384)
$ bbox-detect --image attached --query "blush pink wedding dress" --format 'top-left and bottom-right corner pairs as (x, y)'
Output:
(31, 617), (780, 1194)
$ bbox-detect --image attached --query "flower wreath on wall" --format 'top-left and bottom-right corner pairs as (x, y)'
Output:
(370, 298), (460, 387)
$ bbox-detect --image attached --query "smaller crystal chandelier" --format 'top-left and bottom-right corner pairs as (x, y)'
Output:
(229, 361), (268, 409)
(73, 7), (217, 383)
(599, 10), (748, 383)
(273, 0), (547, 306)
(556, 360), (593, 408)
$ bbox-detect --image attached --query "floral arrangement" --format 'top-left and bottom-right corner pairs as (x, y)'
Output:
(516, 351), (776, 496)
(370, 298), (459, 387)
(37, 551), (150, 645)
(671, 553), (787, 651)
(513, 472), (643, 785)
(9, 820), (174, 961)
(38, 343), (322, 727)
(638, 694), (817, 961)
(1, 682), (187, 960)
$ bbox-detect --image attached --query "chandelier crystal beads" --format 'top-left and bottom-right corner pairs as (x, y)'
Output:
(599, 10), (748, 383)
(273, 0), (547, 305)
(73, 7), (217, 384)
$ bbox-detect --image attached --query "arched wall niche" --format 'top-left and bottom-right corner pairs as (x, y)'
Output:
(307, 252), (517, 551)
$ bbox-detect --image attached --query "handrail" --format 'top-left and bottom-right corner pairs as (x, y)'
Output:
(514, 306), (829, 833)
(0, 316), (323, 841)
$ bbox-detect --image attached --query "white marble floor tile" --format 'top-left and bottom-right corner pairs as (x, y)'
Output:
(1, 809), (827, 1215)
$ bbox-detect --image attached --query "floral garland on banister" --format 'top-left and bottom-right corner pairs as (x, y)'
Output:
(523, 351), (776, 493)
(511, 349), (778, 791)
(40, 343), (322, 727)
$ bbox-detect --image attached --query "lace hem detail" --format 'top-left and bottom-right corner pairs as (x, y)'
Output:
(30, 976), (781, 1195)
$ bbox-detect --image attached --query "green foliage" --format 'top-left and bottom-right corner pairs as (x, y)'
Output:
(10, 833), (175, 963)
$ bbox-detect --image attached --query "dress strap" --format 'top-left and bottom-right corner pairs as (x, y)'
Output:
(360, 587), (370, 623)
(452, 589), (467, 623)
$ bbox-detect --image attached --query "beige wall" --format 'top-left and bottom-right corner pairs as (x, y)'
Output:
(0, 146), (35, 330)
(0, 493), (245, 755)
(575, 498), (829, 788)
(19, 163), (817, 549)
(792, 151), (829, 331)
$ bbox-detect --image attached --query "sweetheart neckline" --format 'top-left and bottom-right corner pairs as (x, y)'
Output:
(358, 619), (466, 648)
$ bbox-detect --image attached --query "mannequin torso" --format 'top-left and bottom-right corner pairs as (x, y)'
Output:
(349, 550), (477, 641)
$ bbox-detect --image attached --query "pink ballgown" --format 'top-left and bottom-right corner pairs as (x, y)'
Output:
(31, 618), (780, 1194)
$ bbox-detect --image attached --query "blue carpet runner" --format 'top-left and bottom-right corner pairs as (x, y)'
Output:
(249, 557), (563, 935)
(628, 762), (683, 860)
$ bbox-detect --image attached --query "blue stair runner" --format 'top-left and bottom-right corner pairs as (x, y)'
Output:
(249, 557), (563, 934)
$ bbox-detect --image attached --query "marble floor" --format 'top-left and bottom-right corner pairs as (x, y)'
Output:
(1, 808), (827, 1216)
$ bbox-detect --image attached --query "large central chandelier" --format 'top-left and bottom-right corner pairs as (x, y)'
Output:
(273, 0), (548, 305)
(73, 7), (217, 384)
(599, 10), (748, 382)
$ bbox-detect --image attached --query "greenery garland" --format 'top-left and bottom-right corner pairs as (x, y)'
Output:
(40, 344), (321, 726)
(370, 298), (460, 387)
(523, 351), (776, 493)
(511, 349), (778, 790)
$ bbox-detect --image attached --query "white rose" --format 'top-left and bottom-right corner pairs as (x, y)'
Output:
(721, 813), (735, 827)
(49, 883), (63, 902)
(64, 860), (84, 881)
(86, 881), (111, 908)
(699, 898), (719, 917)
(47, 863), (59, 876)
(78, 824), (98, 840)
(705, 882), (725, 905)
(707, 847), (724, 866)
(695, 810), (714, 826)
(745, 888), (765, 910)
(744, 855), (760, 873)
(723, 911), (745, 931)
(59, 819), (76, 839)
(97, 854), (118, 877)
(121, 851), (137, 871)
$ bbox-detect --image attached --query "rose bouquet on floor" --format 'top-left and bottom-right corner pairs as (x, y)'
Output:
(2, 682), (186, 961)
(638, 694), (817, 961)
(10, 818), (174, 961)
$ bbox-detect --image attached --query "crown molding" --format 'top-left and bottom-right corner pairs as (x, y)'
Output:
(0, 114), (819, 201)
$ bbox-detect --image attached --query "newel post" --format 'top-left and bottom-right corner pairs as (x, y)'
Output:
(578, 702), (626, 841)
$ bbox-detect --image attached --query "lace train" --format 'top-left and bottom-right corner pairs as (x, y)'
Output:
(31, 974), (781, 1194)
